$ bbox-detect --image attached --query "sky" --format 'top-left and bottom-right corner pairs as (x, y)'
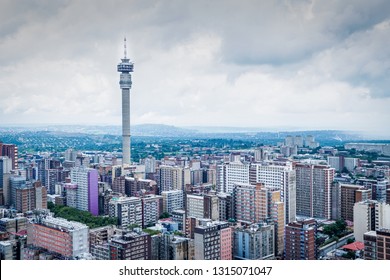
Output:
(1, 0), (390, 138)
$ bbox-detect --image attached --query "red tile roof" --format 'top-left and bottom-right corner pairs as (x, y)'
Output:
(342, 241), (364, 251)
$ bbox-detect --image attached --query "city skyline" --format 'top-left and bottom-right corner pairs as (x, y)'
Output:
(1, 1), (390, 138)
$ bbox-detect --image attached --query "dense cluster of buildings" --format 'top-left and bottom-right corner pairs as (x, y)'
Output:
(0, 137), (389, 260)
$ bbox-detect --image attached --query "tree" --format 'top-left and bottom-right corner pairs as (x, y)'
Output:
(128, 224), (140, 230)
(344, 251), (356, 260)
(159, 212), (170, 219)
(341, 167), (349, 174)
(322, 219), (347, 238)
(47, 203), (117, 228)
(347, 238), (355, 244)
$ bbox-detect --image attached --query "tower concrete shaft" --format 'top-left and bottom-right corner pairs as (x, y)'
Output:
(117, 38), (134, 166)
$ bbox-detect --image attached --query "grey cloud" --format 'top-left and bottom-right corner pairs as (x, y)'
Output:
(0, 0), (390, 137)
(308, 19), (390, 98)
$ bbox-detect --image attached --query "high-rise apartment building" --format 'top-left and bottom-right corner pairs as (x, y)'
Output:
(194, 221), (232, 260)
(353, 200), (377, 242)
(161, 190), (184, 214)
(251, 162), (296, 223)
(375, 201), (390, 230)
(64, 182), (78, 208)
(186, 193), (218, 220)
(0, 157), (12, 205)
(45, 169), (58, 195)
(363, 231), (378, 260)
(191, 169), (203, 186)
(158, 233), (192, 260)
(217, 161), (250, 194)
(0, 143), (18, 170)
(27, 216), (89, 259)
(234, 223), (275, 260)
(125, 177), (158, 197)
(33, 181), (47, 210)
(376, 180), (389, 203)
(295, 163), (334, 220)
(141, 195), (163, 228)
(354, 200), (390, 242)
(10, 176), (34, 213)
(64, 148), (78, 162)
(186, 194), (204, 219)
(328, 156), (358, 172)
(340, 183), (371, 222)
(14, 182), (46, 214)
(112, 175), (126, 194)
(327, 156), (341, 172)
(159, 166), (185, 193)
(205, 168), (217, 186)
(285, 219), (317, 260)
(144, 156), (156, 173)
(267, 188), (285, 257)
(109, 197), (142, 228)
(376, 229), (390, 260)
(232, 183), (267, 224)
(217, 192), (233, 222)
(0, 156), (12, 178)
(171, 209), (186, 231)
(110, 230), (151, 260)
(70, 166), (99, 216)
(364, 229), (390, 260)
(0, 216), (28, 236)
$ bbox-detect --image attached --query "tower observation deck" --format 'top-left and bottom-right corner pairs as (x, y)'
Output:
(117, 38), (134, 166)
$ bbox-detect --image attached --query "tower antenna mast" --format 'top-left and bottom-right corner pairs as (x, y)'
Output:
(124, 37), (127, 59)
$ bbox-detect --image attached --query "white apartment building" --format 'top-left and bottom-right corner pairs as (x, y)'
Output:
(109, 197), (142, 228)
(217, 161), (250, 194)
(161, 190), (184, 214)
(251, 162), (296, 223)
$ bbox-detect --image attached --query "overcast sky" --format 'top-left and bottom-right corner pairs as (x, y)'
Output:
(1, 0), (390, 137)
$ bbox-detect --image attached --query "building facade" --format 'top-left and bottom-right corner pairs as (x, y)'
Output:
(234, 223), (275, 260)
(27, 216), (89, 259)
(70, 166), (99, 216)
(285, 219), (317, 260)
(295, 163), (334, 220)
(194, 221), (232, 260)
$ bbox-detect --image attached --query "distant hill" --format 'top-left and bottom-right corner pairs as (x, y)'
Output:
(0, 124), (196, 137)
(0, 124), (373, 141)
(132, 124), (196, 136)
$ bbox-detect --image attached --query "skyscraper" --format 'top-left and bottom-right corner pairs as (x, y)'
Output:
(117, 38), (134, 166)
(194, 221), (232, 260)
(70, 166), (99, 216)
(217, 161), (250, 194)
(109, 196), (142, 228)
(0, 143), (18, 170)
(250, 162), (296, 223)
(339, 183), (371, 222)
(232, 183), (267, 224)
(159, 165), (185, 192)
(234, 223), (275, 260)
(285, 219), (317, 260)
(0, 157), (12, 205)
(295, 163), (334, 220)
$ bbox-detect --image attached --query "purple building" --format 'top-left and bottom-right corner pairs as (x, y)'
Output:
(70, 167), (99, 216)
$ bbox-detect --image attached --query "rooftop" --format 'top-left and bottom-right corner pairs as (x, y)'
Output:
(341, 241), (364, 251)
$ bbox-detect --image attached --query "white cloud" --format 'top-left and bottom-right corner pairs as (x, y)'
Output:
(0, 0), (389, 137)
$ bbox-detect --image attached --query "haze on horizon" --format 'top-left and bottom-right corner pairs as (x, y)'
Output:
(1, 1), (390, 138)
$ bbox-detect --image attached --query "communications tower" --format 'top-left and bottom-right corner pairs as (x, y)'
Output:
(117, 38), (134, 165)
